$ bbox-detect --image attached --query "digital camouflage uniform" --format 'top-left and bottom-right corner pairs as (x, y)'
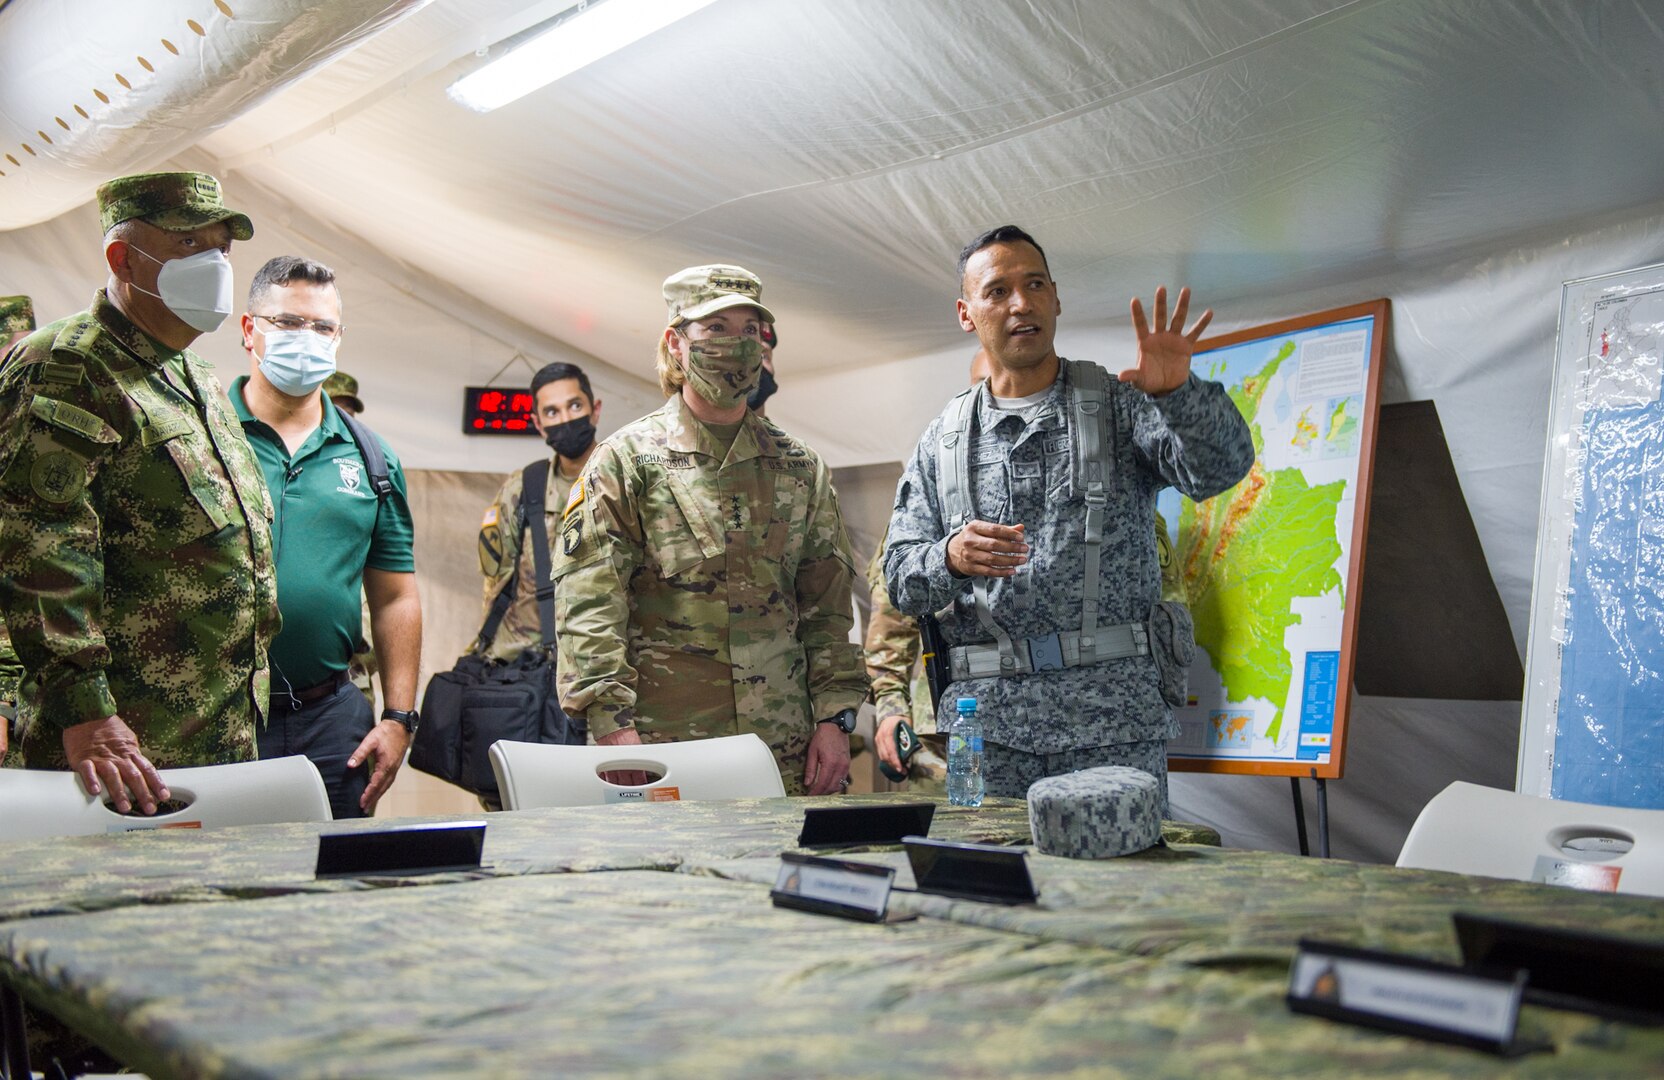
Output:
(884, 366), (1253, 800)
(0, 285), (279, 768)
(1, 294), (34, 768)
(474, 457), (575, 662)
(554, 395), (868, 794)
(865, 508), (1183, 789)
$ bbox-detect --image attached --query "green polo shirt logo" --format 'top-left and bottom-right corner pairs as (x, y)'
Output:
(335, 459), (373, 498)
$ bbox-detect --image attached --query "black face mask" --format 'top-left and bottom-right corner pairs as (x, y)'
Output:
(747, 367), (778, 411)
(543, 415), (595, 459)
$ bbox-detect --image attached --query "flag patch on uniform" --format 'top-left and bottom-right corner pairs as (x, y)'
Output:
(481, 505), (498, 527)
(563, 477), (586, 520)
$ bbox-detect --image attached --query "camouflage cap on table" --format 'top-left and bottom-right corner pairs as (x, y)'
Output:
(1, 295), (34, 334)
(1027, 766), (1162, 859)
(96, 172), (253, 241)
(662, 263), (776, 326)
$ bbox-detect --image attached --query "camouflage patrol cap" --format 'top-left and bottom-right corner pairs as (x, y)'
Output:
(97, 172), (254, 241)
(322, 371), (365, 414)
(662, 264), (776, 326)
(0, 295), (33, 335)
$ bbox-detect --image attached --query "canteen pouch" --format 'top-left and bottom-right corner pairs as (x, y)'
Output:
(410, 650), (585, 800)
(1148, 600), (1195, 708)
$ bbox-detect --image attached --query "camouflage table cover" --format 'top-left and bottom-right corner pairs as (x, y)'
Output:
(0, 794), (1029, 921)
(3, 869), (1662, 1079)
(684, 842), (1664, 967)
(0, 794), (1214, 924)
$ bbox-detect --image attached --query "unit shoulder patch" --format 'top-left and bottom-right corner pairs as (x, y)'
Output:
(30, 450), (88, 503)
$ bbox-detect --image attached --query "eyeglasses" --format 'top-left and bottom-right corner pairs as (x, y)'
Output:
(251, 312), (343, 340)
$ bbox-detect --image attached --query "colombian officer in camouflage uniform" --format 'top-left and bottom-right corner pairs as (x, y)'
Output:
(884, 225), (1253, 810)
(554, 265), (868, 795)
(475, 362), (603, 662)
(1, 295), (34, 768)
(0, 174), (279, 814)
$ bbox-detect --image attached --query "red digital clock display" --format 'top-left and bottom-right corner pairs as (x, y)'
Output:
(463, 386), (539, 435)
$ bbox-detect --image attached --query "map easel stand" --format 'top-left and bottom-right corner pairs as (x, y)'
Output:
(1289, 768), (1331, 858)
(1163, 299), (1389, 859)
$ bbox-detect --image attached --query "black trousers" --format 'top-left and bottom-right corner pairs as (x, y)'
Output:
(258, 680), (375, 820)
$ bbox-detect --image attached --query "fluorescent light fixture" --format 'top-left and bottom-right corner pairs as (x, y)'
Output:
(448, 0), (719, 112)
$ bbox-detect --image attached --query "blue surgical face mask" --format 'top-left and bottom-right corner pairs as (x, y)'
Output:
(257, 328), (338, 397)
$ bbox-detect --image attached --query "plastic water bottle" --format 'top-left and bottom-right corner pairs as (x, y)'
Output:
(947, 696), (984, 807)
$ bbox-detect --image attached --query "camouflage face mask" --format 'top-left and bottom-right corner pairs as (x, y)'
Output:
(681, 334), (763, 409)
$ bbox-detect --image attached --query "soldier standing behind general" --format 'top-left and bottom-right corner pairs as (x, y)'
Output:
(884, 225), (1254, 810)
(554, 265), (868, 795)
(0, 173), (279, 814)
(474, 361), (602, 664)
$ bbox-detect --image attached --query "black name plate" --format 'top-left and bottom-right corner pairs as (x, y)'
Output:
(315, 820), (487, 878)
(903, 835), (1037, 904)
(1287, 940), (1548, 1056)
(1454, 911), (1664, 1025)
(796, 802), (934, 847)
(770, 852), (897, 922)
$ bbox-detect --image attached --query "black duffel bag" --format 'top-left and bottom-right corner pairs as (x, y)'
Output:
(409, 460), (584, 802)
(411, 649), (581, 800)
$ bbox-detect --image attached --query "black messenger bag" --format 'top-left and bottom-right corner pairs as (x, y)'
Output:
(409, 460), (584, 801)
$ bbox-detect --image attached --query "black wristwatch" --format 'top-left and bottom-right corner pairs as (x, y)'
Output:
(818, 708), (858, 734)
(381, 708), (420, 734)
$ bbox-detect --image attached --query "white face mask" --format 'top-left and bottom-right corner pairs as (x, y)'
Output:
(125, 245), (235, 333)
(257, 328), (339, 397)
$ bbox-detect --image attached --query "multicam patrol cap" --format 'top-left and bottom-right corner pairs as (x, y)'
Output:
(322, 371), (365, 414)
(0, 295), (33, 335)
(97, 172), (254, 241)
(662, 264), (776, 326)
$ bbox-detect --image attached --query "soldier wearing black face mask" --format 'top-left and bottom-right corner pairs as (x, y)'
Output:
(472, 362), (603, 663)
(749, 321), (779, 413)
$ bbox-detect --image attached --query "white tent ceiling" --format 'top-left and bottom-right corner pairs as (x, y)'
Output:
(7, 0), (1663, 382)
(4, 1), (1664, 855)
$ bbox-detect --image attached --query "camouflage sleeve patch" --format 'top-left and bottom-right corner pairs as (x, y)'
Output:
(30, 395), (119, 446)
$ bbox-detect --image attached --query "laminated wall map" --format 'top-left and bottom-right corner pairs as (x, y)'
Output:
(1160, 301), (1387, 779)
(1520, 263), (1664, 808)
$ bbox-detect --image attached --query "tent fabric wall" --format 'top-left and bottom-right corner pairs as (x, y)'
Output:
(5, 0), (1664, 857)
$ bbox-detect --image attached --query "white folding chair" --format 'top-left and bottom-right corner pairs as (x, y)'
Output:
(489, 733), (786, 810)
(1396, 781), (1664, 897)
(0, 756), (332, 842)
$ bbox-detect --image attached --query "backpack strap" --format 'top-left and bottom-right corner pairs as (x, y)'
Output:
(518, 458), (557, 648)
(937, 384), (978, 532)
(936, 380), (1017, 673)
(474, 458), (556, 653)
(1065, 359), (1115, 664)
(336, 408), (394, 502)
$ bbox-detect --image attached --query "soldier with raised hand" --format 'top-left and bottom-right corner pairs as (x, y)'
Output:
(884, 225), (1254, 810)
(0, 173), (279, 814)
(553, 264), (868, 795)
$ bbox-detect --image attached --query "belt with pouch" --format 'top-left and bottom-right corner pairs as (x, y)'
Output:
(947, 622), (1149, 681)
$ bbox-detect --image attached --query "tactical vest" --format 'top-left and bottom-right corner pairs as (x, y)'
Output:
(935, 359), (1154, 680)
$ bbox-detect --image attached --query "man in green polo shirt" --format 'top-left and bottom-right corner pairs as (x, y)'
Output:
(230, 256), (422, 818)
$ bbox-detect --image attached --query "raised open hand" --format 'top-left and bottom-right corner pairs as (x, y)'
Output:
(1122, 285), (1213, 396)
